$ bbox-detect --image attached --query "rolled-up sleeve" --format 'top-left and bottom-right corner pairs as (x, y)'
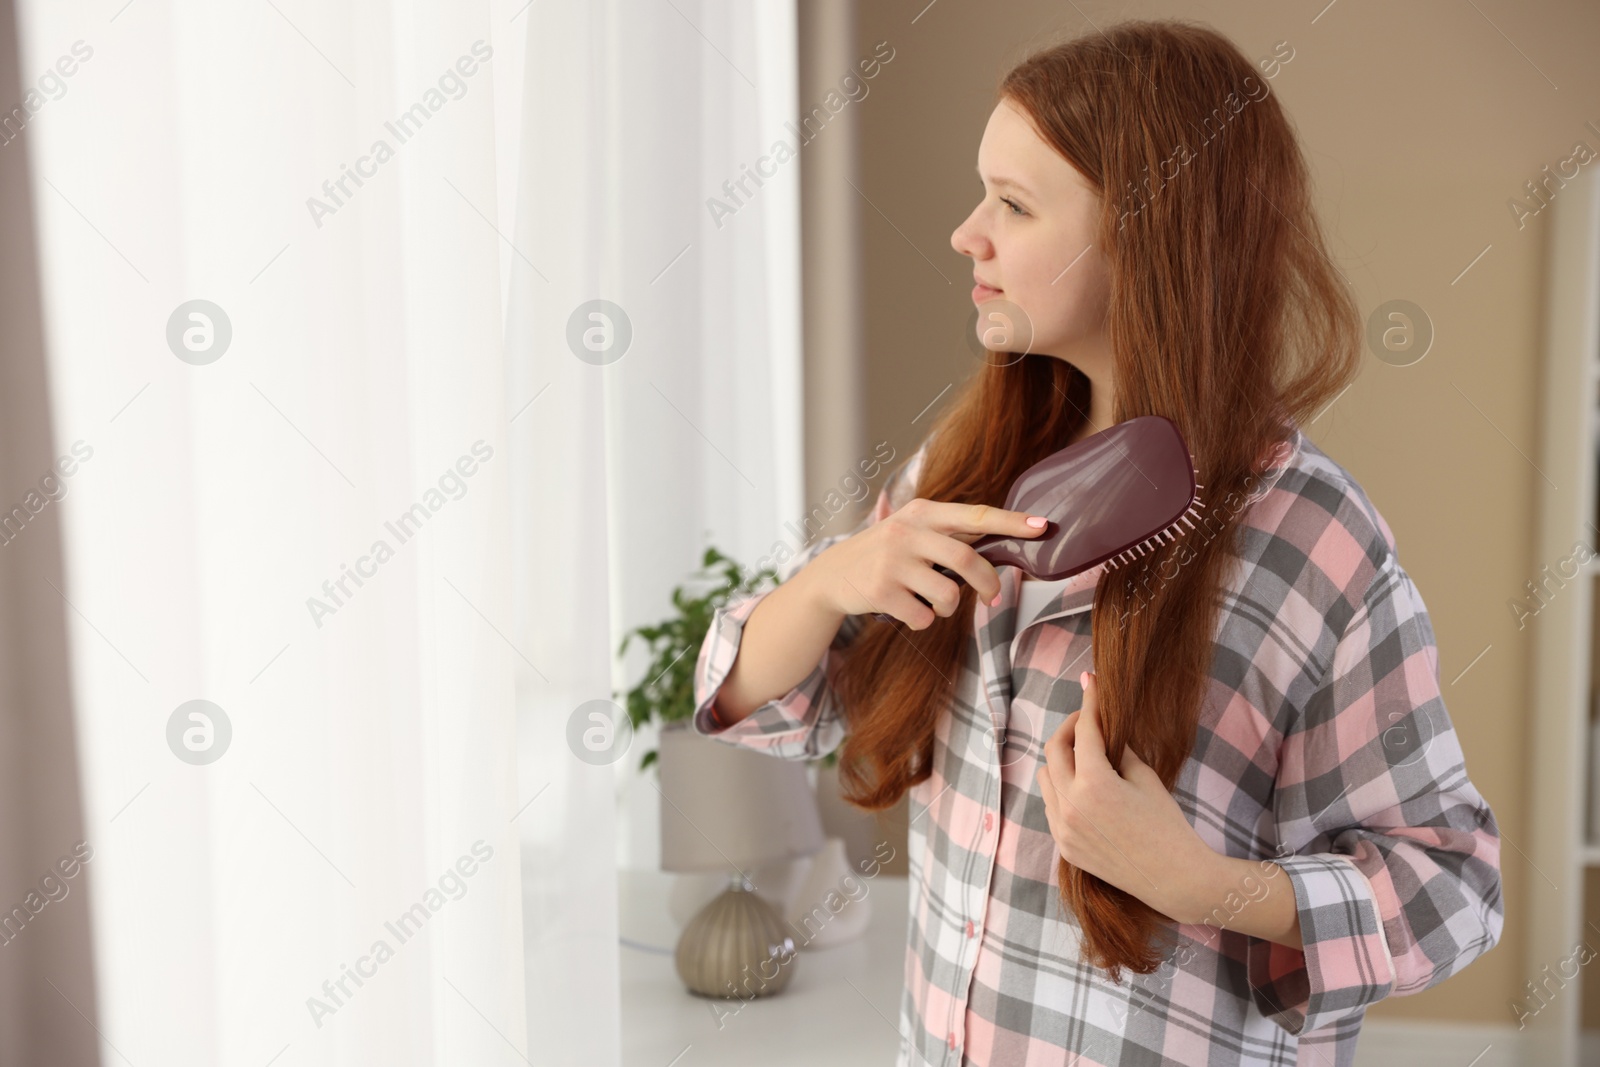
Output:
(690, 445), (923, 760)
(1248, 553), (1504, 1035)
(690, 582), (855, 760)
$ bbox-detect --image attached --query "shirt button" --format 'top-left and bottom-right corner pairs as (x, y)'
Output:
(984, 811), (994, 831)
(966, 919), (976, 938)
(947, 1031), (957, 1051)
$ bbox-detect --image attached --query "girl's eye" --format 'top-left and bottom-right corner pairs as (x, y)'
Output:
(1000, 196), (1026, 216)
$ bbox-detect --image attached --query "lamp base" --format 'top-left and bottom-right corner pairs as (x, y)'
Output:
(674, 873), (798, 999)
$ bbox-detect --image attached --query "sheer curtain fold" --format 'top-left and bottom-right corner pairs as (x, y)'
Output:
(514, 1), (800, 1060)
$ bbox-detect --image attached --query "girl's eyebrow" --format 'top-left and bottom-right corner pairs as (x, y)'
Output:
(976, 166), (1034, 196)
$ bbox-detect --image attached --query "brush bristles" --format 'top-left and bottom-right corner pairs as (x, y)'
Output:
(1103, 474), (1208, 572)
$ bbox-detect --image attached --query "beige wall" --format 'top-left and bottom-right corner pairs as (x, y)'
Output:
(824, 0), (1600, 1025)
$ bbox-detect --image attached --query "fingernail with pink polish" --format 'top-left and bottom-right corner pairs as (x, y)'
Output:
(1026, 516), (1047, 528)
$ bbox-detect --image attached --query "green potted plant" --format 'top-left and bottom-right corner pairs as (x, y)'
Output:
(623, 545), (889, 954)
(618, 545), (840, 772)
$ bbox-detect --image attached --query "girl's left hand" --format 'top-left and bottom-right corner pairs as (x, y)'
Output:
(1034, 670), (1215, 923)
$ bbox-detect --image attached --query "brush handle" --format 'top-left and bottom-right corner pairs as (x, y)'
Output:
(870, 564), (964, 623)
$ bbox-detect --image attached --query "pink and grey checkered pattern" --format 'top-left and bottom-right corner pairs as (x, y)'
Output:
(691, 427), (1503, 1067)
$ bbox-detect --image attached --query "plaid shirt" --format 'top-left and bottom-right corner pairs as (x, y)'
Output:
(691, 426), (1503, 1067)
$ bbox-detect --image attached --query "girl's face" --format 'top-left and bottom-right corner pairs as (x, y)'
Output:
(950, 98), (1112, 365)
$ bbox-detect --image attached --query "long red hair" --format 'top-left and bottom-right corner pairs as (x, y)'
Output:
(831, 20), (1360, 980)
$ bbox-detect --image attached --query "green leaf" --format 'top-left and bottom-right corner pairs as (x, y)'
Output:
(616, 545), (777, 734)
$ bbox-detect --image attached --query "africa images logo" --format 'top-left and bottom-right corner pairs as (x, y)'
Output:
(305, 440), (494, 629)
(305, 840), (494, 1029)
(305, 41), (493, 229)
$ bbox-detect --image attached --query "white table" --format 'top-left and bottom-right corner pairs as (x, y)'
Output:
(620, 869), (910, 1066)
(617, 867), (1543, 1067)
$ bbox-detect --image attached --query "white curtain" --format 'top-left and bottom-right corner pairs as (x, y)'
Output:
(16, 0), (798, 1064)
(19, 1), (525, 1064)
(585, 1), (805, 878)
(513, 1), (802, 1060)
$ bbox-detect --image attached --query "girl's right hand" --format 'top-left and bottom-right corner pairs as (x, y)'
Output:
(799, 498), (1048, 629)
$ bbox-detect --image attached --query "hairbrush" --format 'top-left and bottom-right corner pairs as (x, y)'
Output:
(870, 415), (1204, 622)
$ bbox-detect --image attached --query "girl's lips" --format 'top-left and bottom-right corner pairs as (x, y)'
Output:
(972, 283), (1003, 303)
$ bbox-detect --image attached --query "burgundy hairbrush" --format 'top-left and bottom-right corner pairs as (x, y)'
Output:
(871, 415), (1204, 622)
